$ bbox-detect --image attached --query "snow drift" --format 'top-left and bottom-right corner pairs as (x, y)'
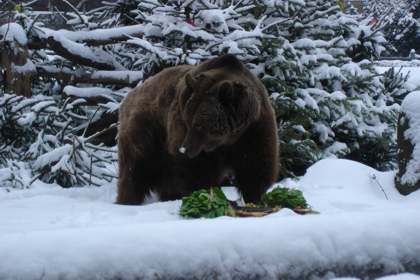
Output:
(0, 159), (420, 279)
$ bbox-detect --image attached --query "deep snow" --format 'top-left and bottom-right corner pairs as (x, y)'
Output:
(1, 159), (420, 279)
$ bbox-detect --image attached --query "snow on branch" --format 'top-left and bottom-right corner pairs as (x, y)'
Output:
(31, 25), (145, 47)
(36, 66), (143, 86)
(0, 22), (28, 46)
(63, 86), (117, 104)
(44, 34), (124, 70)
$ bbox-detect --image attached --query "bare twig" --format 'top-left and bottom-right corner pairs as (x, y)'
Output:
(61, 0), (89, 28)
(370, 173), (389, 200)
(82, 107), (101, 137)
(26, 14), (42, 36)
(85, 122), (119, 142)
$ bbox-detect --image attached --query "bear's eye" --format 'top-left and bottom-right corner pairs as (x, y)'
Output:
(180, 89), (193, 109)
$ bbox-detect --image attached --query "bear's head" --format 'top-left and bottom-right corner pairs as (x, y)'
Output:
(168, 65), (261, 158)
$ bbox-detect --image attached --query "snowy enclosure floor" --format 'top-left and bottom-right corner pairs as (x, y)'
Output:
(1, 159), (420, 279)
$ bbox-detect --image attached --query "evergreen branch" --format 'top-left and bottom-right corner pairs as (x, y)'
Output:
(61, 0), (89, 28)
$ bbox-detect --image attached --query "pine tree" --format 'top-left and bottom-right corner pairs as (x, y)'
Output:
(104, 0), (398, 176)
(0, 0), (404, 188)
(364, 0), (420, 56)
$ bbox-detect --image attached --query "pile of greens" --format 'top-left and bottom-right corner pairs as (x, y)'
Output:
(179, 187), (231, 218)
(179, 186), (309, 218)
(261, 188), (308, 209)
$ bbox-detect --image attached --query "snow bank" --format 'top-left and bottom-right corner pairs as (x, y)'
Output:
(0, 159), (420, 279)
(299, 158), (401, 210)
(401, 91), (420, 185)
(333, 273), (420, 280)
(378, 274), (420, 280)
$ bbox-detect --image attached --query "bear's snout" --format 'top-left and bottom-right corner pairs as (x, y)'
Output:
(181, 145), (202, 158)
(181, 130), (204, 158)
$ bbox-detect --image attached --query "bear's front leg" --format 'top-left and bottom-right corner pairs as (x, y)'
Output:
(232, 118), (279, 203)
(116, 139), (151, 205)
(116, 114), (159, 205)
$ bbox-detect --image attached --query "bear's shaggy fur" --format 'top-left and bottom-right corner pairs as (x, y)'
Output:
(117, 55), (279, 204)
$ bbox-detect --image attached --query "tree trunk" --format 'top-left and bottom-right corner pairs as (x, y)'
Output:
(0, 41), (34, 97)
(395, 112), (420, 195)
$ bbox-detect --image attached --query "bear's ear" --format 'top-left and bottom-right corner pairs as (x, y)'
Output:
(185, 73), (207, 91)
(185, 73), (196, 91)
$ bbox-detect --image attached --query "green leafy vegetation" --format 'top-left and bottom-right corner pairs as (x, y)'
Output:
(180, 186), (309, 218)
(261, 187), (308, 209)
(179, 188), (230, 218)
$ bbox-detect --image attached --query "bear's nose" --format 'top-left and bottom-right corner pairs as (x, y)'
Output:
(179, 146), (186, 154)
(181, 145), (201, 159)
(181, 129), (205, 158)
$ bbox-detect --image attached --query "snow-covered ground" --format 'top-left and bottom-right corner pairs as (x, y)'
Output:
(335, 274), (420, 280)
(1, 159), (420, 279)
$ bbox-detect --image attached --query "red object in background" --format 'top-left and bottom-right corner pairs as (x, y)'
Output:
(368, 17), (378, 26)
(185, 18), (195, 26)
(0, 19), (15, 25)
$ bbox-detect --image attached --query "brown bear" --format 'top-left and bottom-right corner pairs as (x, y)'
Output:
(116, 54), (279, 205)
